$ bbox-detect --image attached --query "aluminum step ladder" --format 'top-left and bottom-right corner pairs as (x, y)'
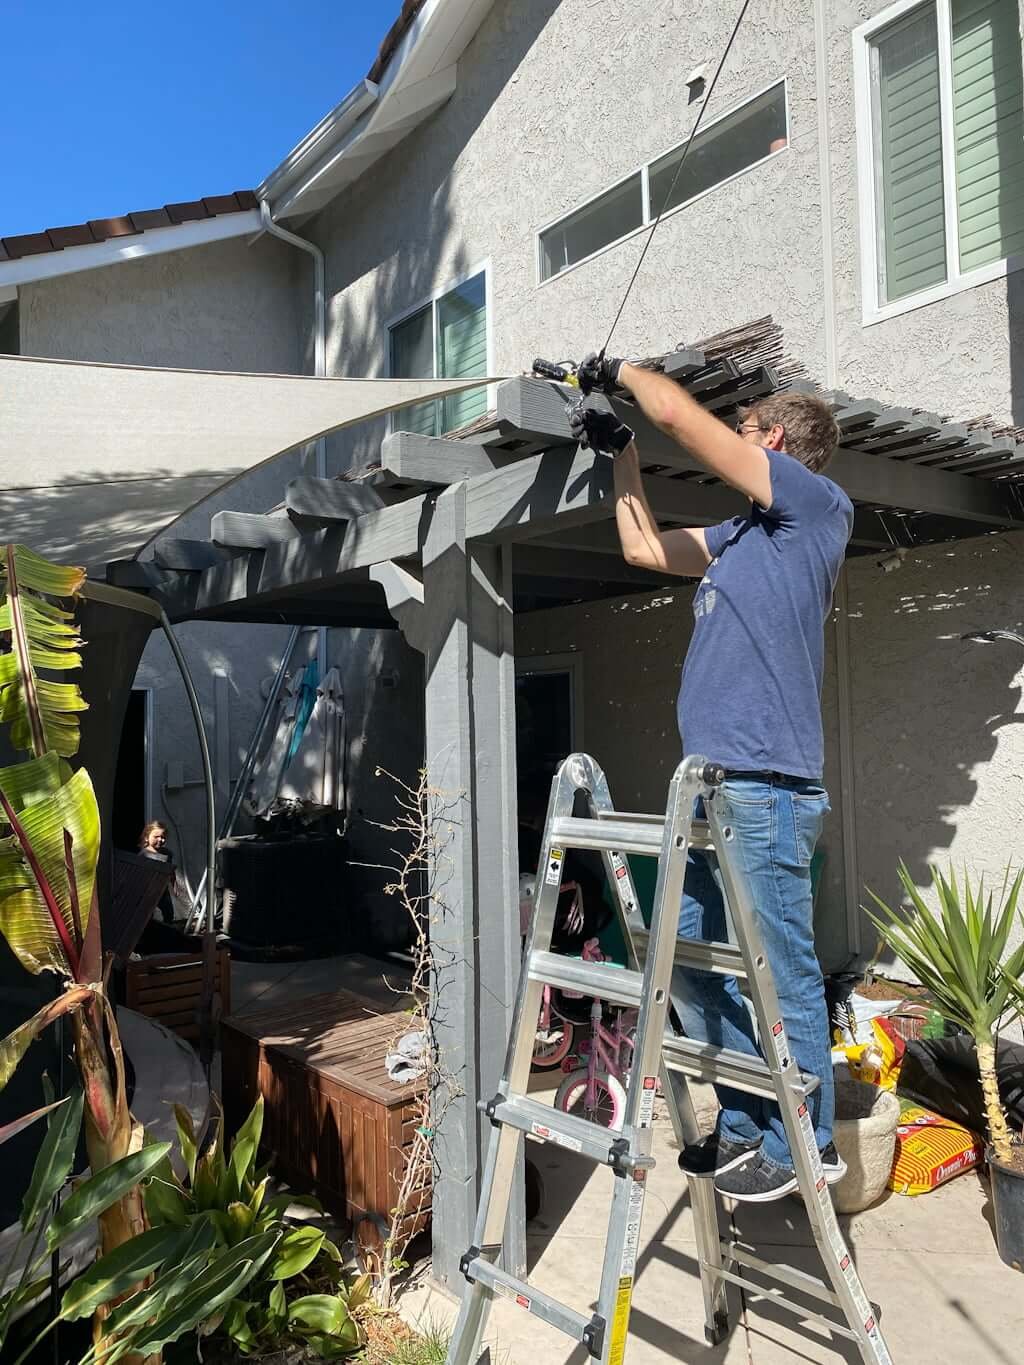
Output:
(445, 753), (893, 1365)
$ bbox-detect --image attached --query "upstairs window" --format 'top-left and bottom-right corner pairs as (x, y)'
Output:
(855, 0), (1024, 316)
(389, 269), (489, 435)
(538, 81), (788, 282)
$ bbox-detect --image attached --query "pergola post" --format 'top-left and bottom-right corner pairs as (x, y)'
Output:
(422, 484), (525, 1288)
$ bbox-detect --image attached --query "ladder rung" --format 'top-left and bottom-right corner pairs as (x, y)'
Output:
(551, 815), (664, 856)
(528, 951), (643, 1009)
(463, 1257), (597, 1346)
(702, 1265), (859, 1342)
(633, 928), (748, 979)
(483, 1093), (648, 1171)
(551, 814), (713, 856)
(723, 1242), (843, 1309)
(662, 1034), (820, 1101)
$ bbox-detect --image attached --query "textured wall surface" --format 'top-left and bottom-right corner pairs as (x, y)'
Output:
(302, 0), (1024, 966)
(19, 237), (307, 889)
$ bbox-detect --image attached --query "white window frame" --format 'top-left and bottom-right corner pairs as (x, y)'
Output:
(854, 0), (1024, 325)
(384, 258), (493, 433)
(535, 78), (790, 288)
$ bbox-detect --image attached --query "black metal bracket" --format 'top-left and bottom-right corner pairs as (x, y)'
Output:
(459, 1245), (481, 1282)
(480, 1094), (502, 1125)
(582, 1313), (606, 1358)
(607, 1138), (632, 1176)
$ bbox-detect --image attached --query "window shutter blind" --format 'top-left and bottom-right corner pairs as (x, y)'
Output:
(952, 0), (1024, 272)
(439, 275), (488, 432)
(390, 304), (438, 437)
(876, 5), (948, 301)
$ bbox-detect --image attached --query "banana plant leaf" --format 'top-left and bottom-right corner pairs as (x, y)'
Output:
(0, 764), (100, 979)
(0, 987), (92, 1091)
(0, 545), (87, 759)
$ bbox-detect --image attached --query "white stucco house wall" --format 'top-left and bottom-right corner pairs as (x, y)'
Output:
(2, 0), (1023, 968)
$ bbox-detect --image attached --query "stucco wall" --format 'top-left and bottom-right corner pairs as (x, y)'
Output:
(302, 0), (1024, 969)
(18, 236), (307, 890)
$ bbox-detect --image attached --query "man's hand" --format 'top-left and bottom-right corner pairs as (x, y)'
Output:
(577, 351), (628, 396)
(570, 405), (635, 455)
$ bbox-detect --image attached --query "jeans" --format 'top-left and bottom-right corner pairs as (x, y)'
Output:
(670, 778), (833, 1170)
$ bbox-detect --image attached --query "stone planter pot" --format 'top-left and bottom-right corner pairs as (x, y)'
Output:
(988, 1143), (1024, 1272)
(831, 1076), (899, 1213)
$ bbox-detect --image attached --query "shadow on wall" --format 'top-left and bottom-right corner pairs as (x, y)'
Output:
(0, 469), (234, 567)
(844, 533), (1024, 960)
(308, 0), (564, 474)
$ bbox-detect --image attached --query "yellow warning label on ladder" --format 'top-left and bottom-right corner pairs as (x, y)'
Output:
(608, 1276), (634, 1365)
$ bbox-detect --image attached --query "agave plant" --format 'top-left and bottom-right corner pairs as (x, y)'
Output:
(0, 545), (151, 1341)
(867, 862), (1024, 1165)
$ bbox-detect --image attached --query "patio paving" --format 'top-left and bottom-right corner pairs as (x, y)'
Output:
(223, 957), (1022, 1363)
(401, 1077), (1023, 1365)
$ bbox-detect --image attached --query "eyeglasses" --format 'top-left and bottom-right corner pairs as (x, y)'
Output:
(735, 420), (762, 436)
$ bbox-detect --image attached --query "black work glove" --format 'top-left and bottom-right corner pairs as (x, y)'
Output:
(577, 351), (628, 397)
(569, 405), (635, 455)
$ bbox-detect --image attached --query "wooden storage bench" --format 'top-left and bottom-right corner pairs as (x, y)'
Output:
(220, 989), (430, 1252)
(124, 945), (231, 1043)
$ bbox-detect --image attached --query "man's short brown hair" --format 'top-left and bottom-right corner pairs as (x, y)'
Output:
(740, 393), (839, 474)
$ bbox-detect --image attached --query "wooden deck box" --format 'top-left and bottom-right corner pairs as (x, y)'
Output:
(123, 945), (231, 1043)
(220, 989), (430, 1253)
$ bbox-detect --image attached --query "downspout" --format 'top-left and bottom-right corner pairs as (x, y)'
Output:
(258, 199), (328, 677)
(814, 0), (860, 961)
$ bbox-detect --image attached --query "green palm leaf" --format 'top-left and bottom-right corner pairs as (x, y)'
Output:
(0, 544), (87, 759)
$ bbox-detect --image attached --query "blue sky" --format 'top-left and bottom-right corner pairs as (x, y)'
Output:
(0, 1), (402, 238)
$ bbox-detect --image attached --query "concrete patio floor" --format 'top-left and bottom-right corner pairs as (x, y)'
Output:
(226, 956), (1023, 1364)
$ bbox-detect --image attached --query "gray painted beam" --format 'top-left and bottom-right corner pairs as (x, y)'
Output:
(512, 544), (673, 587)
(421, 485), (525, 1287)
(368, 560), (426, 653)
(380, 431), (516, 486)
(285, 475), (384, 523)
(152, 539), (235, 572)
(211, 510), (304, 549)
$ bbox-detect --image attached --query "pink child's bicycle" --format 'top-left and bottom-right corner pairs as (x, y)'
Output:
(554, 940), (637, 1130)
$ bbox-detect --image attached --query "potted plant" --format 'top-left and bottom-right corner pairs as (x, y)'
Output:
(868, 862), (1024, 1270)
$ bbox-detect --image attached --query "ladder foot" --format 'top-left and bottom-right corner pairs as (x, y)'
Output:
(704, 1311), (730, 1346)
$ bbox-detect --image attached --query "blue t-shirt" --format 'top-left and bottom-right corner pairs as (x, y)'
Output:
(677, 447), (853, 780)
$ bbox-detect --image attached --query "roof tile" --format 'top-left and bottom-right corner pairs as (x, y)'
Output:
(202, 193), (243, 215)
(129, 208), (173, 231)
(1, 232), (54, 259)
(86, 216), (138, 240)
(46, 224), (96, 250)
(165, 200), (210, 225)
(234, 189), (259, 209)
(367, 0), (426, 83)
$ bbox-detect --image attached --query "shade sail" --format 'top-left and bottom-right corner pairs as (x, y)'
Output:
(0, 353), (506, 566)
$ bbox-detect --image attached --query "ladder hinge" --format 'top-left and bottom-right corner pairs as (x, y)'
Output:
(607, 1138), (632, 1175)
(459, 1246), (481, 1282)
(481, 1094), (502, 1124)
(582, 1313), (606, 1358)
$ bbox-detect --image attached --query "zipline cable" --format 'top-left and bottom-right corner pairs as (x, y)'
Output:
(600, 0), (755, 357)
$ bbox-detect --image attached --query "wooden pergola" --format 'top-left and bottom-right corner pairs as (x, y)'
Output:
(115, 330), (1024, 1286)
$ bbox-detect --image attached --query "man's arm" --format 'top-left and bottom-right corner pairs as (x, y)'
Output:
(613, 440), (711, 577)
(616, 363), (773, 509)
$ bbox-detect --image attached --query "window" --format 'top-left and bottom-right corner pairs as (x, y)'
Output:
(389, 269), (489, 436)
(538, 81), (788, 282)
(856, 0), (1024, 315)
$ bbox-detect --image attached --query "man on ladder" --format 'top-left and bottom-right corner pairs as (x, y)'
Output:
(573, 353), (850, 1202)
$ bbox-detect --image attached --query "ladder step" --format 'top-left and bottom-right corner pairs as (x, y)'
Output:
(529, 950), (643, 1009)
(483, 1093), (649, 1171)
(551, 814), (714, 856)
(462, 1257), (599, 1349)
(662, 1034), (821, 1101)
(633, 927), (748, 979)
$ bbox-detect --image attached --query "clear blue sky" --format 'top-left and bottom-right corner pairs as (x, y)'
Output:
(0, 1), (402, 238)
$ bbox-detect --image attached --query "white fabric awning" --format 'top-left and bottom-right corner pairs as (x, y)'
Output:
(0, 353), (505, 567)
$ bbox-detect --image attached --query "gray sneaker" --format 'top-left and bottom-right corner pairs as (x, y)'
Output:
(679, 1130), (762, 1178)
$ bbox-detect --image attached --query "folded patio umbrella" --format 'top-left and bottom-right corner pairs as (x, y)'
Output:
(0, 353), (506, 567)
(278, 666), (347, 816)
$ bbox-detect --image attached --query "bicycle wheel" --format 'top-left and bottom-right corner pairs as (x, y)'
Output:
(555, 1067), (627, 1130)
(532, 1012), (575, 1071)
